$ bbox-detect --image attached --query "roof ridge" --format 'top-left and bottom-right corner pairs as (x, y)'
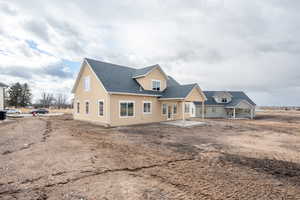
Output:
(85, 58), (136, 70)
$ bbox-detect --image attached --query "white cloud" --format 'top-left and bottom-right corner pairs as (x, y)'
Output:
(0, 0), (300, 105)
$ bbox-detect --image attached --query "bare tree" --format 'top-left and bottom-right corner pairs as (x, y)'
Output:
(39, 93), (54, 108)
(54, 93), (67, 109)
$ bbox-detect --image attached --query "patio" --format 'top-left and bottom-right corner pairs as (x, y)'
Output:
(161, 120), (206, 127)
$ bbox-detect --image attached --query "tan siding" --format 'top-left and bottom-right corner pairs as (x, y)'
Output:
(73, 63), (109, 126)
(185, 87), (205, 102)
(110, 95), (187, 126)
(135, 68), (167, 91)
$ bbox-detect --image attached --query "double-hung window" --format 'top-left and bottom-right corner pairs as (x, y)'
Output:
(184, 103), (190, 113)
(120, 101), (134, 117)
(77, 102), (80, 114)
(98, 100), (104, 116)
(85, 101), (90, 114)
(173, 104), (177, 115)
(162, 104), (167, 115)
(84, 76), (90, 91)
(152, 80), (161, 91)
(143, 101), (152, 114)
(221, 98), (227, 103)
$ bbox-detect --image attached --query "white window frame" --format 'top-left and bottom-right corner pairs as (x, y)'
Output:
(162, 103), (167, 115)
(184, 103), (190, 113)
(119, 101), (135, 118)
(151, 79), (161, 91)
(221, 98), (227, 103)
(143, 101), (152, 114)
(98, 100), (104, 117)
(85, 100), (90, 115)
(76, 101), (80, 114)
(83, 76), (91, 91)
(173, 103), (177, 115)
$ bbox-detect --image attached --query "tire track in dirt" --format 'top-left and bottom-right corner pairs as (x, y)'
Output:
(0, 157), (195, 198)
(1, 119), (52, 155)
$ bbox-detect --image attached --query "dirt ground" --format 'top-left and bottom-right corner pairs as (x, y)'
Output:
(0, 110), (300, 200)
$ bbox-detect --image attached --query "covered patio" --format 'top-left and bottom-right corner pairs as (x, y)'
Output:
(225, 99), (255, 119)
(158, 84), (207, 122)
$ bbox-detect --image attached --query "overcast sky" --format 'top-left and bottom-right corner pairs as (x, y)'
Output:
(0, 0), (300, 106)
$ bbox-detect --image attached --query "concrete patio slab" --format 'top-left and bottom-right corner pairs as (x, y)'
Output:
(161, 120), (206, 127)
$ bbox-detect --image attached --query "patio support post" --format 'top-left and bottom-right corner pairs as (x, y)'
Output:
(233, 107), (236, 119)
(250, 108), (254, 120)
(182, 101), (185, 125)
(202, 101), (205, 119)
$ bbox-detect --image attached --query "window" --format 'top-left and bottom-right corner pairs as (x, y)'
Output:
(120, 101), (134, 117)
(85, 101), (89, 114)
(162, 104), (167, 115)
(98, 100), (104, 116)
(173, 104), (177, 115)
(143, 101), (152, 114)
(221, 98), (227, 103)
(84, 76), (90, 91)
(152, 80), (161, 91)
(185, 103), (190, 113)
(212, 107), (216, 113)
(77, 102), (80, 114)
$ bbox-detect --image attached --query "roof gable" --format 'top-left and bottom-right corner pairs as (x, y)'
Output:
(0, 82), (8, 87)
(132, 64), (168, 79)
(195, 91), (256, 106)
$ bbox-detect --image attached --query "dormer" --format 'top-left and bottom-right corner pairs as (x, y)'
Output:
(132, 65), (168, 92)
(213, 91), (232, 103)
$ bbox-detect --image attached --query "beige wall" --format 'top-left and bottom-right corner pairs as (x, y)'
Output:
(135, 68), (167, 91)
(109, 95), (190, 126)
(73, 63), (110, 126)
(185, 87), (205, 102)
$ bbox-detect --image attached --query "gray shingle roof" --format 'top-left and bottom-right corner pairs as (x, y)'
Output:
(194, 91), (256, 106)
(160, 84), (197, 99)
(85, 58), (187, 97)
(167, 76), (181, 87)
(132, 65), (158, 78)
(0, 82), (8, 87)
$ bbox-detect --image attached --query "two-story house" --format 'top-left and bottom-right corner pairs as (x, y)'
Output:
(0, 82), (8, 111)
(72, 58), (207, 126)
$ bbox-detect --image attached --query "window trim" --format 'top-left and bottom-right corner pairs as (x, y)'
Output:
(143, 101), (152, 114)
(184, 103), (190, 114)
(98, 100), (104, 117)
(85, 100), (90, 115)
(119, 100), (135, 118)
(173, 103), (178, 115)
(151, 79), (161, 91)
(162, 103), (167, 115)
(84, 76), (91, 92)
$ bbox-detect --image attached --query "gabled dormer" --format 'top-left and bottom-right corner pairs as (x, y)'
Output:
(132, 64), (168, 92)
(213, 91), (232, 103)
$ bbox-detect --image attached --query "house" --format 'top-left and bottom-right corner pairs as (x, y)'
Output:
(0, 82), (8, 111)
(194, 91), (256, 119)
(72, 58), (207, 126)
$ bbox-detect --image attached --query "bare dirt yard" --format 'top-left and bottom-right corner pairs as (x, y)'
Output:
(0, 110), (300, 199)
